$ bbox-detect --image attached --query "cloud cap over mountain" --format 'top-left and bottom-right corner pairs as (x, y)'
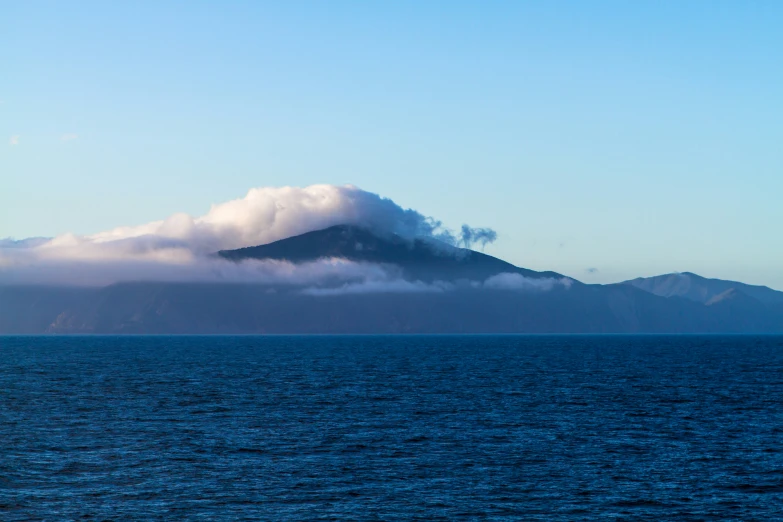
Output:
(0, 184), (498, 286)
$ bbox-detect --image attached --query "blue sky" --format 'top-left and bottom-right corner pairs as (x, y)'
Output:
(3, 1), (782, 288)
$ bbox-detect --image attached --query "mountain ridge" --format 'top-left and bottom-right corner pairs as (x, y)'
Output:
(217, 224), (568, 283)
(621, 272), (783, 305)
(1, 225), (781, 334)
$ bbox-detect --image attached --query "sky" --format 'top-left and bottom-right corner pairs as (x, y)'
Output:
(2, 1), (782, 289)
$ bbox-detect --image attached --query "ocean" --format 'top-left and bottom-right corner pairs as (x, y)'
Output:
(1, 335), (782, 520)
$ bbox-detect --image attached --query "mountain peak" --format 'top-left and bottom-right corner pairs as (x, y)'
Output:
(218, 224), (566, 283)
(622, 272), (783, 305)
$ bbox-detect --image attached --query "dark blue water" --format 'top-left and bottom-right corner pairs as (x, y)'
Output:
(2, 335), (782, 520)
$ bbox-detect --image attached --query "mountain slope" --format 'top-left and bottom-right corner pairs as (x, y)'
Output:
(622, 272), (783, 305)
(2, 227), (783, 334)
(218, 225), (567, 283)
(5, 280), (780, 334)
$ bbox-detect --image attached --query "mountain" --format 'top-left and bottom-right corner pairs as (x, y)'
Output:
(4, 279), (777, 335)
(621, 272), (783, 305)
(1, 226), (782, 334)
(217, 224), (565, 282)
(617, 272), (783, 333)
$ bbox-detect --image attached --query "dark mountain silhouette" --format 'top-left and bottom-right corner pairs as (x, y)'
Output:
(2, 226), (782, 334)
(217, 224), (566, 282)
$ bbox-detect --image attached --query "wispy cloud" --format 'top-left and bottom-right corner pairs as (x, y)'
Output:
(60, 133), (78, 142)
(0, 184), (503, 288)
(484, 272), (573, 291)
(302, 279), (454, 296)
(2, 184), (496, 261)
(300, 272), (574, 297)
(9, 135), (19, 146)
(0, 251), (393, 287)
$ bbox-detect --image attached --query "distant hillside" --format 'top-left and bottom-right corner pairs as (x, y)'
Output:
(3, 280), (781, 334)
(2, 227), (782, 334)
(621, 272), (783, 305)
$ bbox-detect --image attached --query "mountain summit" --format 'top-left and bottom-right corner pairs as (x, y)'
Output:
(217, 224), (566, 283)
(622, 272), (783, 305)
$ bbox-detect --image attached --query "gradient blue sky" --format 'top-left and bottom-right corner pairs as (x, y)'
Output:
(3, 1), (782, 288)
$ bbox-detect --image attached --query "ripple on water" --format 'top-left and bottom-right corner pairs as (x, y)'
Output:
(1, 334), (782, 520)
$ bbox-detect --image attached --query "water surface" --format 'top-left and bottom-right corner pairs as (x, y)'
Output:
(1, 335), (782, 520)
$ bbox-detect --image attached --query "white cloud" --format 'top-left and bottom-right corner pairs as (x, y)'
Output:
(0, 250), (394, 287)
(301, 279), (454, 296)
(9, 135), (19, 146)
(8, 184), (494, 262)
(299, 272), (574, 297)
(483, 272), (573, 291)
(60, 133), (78, 142)
(0, 184), (504, 288)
